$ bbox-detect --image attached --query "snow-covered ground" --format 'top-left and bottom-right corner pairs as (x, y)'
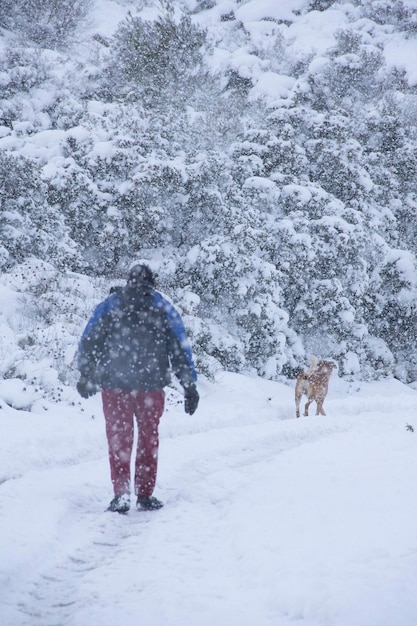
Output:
(1, 371), (417, 626)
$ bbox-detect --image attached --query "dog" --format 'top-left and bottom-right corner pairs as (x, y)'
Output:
(295, 356), (336, 418)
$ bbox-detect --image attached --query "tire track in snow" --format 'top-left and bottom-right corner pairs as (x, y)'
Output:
(3, 502), (156, 626)
(161, 410), (360, 507)
(2, 411), (354, 626)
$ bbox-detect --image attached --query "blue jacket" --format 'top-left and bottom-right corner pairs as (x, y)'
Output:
(78, 285), (197, 391)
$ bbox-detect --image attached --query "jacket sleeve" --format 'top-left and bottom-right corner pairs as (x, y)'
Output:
(77, 324), (104, 382)
(154, 292), (197, 387)
(77, 294), (117, 381)
(80, 293), (118, 340)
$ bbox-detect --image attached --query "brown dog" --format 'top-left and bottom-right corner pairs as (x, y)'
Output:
(295, 357), (336, 418)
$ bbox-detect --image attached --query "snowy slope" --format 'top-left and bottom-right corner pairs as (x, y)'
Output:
(3, 0), (417, 385)
(1, 372), (417, 626)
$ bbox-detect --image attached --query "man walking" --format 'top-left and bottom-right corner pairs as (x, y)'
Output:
(77, 264), (199, 513)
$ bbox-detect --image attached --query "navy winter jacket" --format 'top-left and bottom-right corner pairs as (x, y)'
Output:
(78, 285), (197, 391)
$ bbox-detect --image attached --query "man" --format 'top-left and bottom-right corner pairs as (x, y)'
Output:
(77, 264), (199, 513)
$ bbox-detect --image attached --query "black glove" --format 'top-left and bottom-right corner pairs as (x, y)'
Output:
(76, 378), (98, 399)
(184, 384), (199, 415)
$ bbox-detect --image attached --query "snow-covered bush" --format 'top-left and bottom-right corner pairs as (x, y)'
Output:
(0, 152), (74, 269)
(2, 0), (417, 395)
(0, 0), (92, 49)
(174, 236), (302, 377)
(103, 6), (206, 109)
(0, 46), (48, 99)
(0, 260), (109, 392)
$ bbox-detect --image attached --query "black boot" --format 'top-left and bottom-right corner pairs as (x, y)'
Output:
(107, 494), (130, 514)
(136, 496), (163, 511)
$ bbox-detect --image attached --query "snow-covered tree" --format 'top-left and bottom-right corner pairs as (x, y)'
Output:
(0, 152), (74, 269)
(0, 0), (92, 49)
(2, 0), (417, 388)
(102, 6), (206, 110)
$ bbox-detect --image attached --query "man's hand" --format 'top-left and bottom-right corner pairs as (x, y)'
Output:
(76, 378), (98, 399)
(184, 384), (199, 415)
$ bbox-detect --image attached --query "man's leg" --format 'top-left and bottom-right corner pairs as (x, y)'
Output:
(133, 390), (165, 499)
(102, 389), (134, 496)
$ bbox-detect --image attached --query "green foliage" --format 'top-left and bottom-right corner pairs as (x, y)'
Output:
(0, 0), (92, 49)
(309, 0), (337, 9)
(0, 152), (74, 269)
(0, 47), (48, 99)
(359, 0), (416, 29)
(2, 0), (417, 387)
(104, 6), (207, 108)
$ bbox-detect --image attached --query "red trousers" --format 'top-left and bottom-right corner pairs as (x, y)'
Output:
(101, 389), (165, 498)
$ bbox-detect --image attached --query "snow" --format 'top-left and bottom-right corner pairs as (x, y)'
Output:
(1, 372), (417, 626)
(385, 248), (417, 287)
(88, 0), (132, 37)
(249, 72), (296, 103)
(0, 283), (19, 316)
(286, 8), (350, 56)
(235, 0), (309, 23)
(383, 36), (417, 87)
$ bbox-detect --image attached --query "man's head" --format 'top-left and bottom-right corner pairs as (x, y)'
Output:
(127, 264), (156, 288)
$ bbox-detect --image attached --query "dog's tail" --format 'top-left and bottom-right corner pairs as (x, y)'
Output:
(306, 355), (318, 375)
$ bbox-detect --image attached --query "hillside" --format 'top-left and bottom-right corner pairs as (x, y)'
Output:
(1, 0), (417, 397)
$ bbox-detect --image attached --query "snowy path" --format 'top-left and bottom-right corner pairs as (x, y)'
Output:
(1, 373), (417, 626)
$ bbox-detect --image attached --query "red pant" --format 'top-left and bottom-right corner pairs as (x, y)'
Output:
(101, 389), (165, 498)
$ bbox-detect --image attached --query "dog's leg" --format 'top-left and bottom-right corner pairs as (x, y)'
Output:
(295, 391), (301, 418)
(316, 398), (326, 415)
(304, 399), (312, 416)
